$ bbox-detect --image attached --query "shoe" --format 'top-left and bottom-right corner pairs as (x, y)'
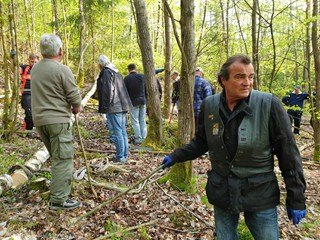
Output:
(49, 199), (81, 210)
(110, 156), (128, 164)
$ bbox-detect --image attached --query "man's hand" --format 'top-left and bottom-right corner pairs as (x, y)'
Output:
(72, 105), (82, 114)
(287, 208), (306, 224)
(162, 156), (175, 169)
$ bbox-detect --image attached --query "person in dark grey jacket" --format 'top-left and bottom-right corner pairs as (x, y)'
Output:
(162, 54), (306, 239)
(124, 63), (147, 145)
(97, 55), (132, 162)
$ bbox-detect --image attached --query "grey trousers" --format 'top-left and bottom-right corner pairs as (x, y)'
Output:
(37, 122), (74, 204)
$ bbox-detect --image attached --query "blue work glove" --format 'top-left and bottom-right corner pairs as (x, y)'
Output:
(162, 156), (175, 169)
(287, 208), (306, 224)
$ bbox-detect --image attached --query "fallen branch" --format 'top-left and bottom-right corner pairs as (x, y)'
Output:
(75, 114), (98, 199)
(85, 148), (171, 155)
(301, 161), (320, 167)
(74, 165), (164, 224)
(155, 182), (214, 229)
(299, 142), (314, 152)
(93, 219), (158, 240)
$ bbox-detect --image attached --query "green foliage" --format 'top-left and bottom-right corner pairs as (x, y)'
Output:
(0, 140), (32, 175)
(138, 226), (150, 240)
(169, 210), (195, 228)
(238, 220), (254, 240)
(104, 220), (134, 239)
(161, 120), (179, 151)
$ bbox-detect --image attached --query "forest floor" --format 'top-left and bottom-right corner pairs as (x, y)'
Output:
(0, 93), (320, 239)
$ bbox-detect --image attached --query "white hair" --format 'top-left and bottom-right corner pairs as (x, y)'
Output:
(98, 55), (118, 72)
(98, 55), (110, 67)
(40, 34), (62, 57)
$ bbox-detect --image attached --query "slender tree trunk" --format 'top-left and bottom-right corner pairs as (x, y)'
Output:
(51, 0), (58, 34)
(233, 0), (248, 55)
(163, 0), (172, 119)
(78, 0), (85, 87)
(133, 0), (162, 146)
(90, 15), (97, 78)
(23, 0), (32, 51)
(311, 0), (320, 161)
(196, 0), (207, 57)
(154, 0), (161, 53)
(268, 0), (277, 92)
(0, 2), (11, 134)
(111, 0), (114, 62)
(251, 0), (259, 89)
(60, 0), (69, 65)
(30, 0), (36, 51)
(220, 0), (229, 57)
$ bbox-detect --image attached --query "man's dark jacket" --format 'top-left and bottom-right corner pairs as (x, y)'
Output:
(97, 67), (132, 113)
(124, 72), (146, 106)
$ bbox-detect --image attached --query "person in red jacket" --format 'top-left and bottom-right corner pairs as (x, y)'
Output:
(20, 53), (39, 137)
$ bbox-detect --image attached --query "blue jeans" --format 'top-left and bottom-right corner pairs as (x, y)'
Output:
(130, 104), (147, 144)
(176, 100), (180, 110)
(108, 112), (129, 160)
(105, 114), (115, 143)
(214, 206), (279, 240)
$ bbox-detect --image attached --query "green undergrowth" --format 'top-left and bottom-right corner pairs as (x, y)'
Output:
(143, 119), (179, 151)
(238, 220), (254, 240)
(0, 139), (35, 175)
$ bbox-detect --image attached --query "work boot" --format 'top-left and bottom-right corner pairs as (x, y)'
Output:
(49, 199), (81, 210)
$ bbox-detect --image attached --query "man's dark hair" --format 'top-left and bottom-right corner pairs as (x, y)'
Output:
(128, 63), (136, 71)
(217, 54), (251, 87)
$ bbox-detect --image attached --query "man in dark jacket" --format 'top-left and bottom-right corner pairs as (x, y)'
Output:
(282, 86), (309, 134)
(171, 70), (180, 109)
(162, 54), (306, 239)
(97, 55), (132, 162)
(124, 63), (147, 145)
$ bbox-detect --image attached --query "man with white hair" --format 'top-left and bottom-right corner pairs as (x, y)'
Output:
(97, 55), (132, 162)
(31, 34), (82, 210)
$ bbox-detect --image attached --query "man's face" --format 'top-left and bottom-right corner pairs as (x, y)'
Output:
(222, 61), (254, 102)
(29, 58), (38, 67)
(171, 73), (178, 80)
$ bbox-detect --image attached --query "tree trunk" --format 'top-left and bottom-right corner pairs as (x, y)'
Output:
(7, 0), (20, 141)
(162, 0), (196, 192)
(60, 0), (69, 65)
(77, 0), (85, 87)
(23, 0), (32, 51)
(51, 0), (58, 34)
(133, 0), (162, 147)
(0, 2), (11, 134)
(251, 0), (259, 90)
(220, 0), (229, 57)
(311, 0), (320, 162)
(163, 0), (172, 119)
(111, 0), (114, 61)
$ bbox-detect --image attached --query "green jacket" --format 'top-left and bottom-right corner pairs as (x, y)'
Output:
(31, 59), (82, 127)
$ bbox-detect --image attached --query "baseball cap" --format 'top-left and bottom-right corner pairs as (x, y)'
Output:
(295, 85), (301, 89)
(195, 67), (204, 73)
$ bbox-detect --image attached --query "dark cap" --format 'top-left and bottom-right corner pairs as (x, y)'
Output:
(295, 85), (301, 89)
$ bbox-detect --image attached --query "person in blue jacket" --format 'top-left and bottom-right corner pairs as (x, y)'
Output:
(282, 86), (309, 134)
(162, 54), (306, 240)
